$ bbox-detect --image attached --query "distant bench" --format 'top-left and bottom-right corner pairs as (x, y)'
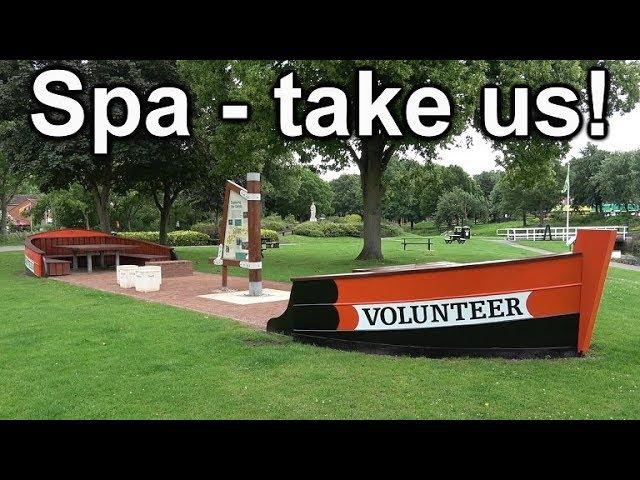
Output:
(402, 237), (432, 251)
(444, 234), (466, 244)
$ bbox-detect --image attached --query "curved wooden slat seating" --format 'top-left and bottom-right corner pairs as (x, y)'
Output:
(24, 229), (175, 277)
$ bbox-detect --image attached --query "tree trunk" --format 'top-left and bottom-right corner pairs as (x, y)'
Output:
(156, 186), (180, 246)
(356, 148), (384, 261)
(0, 197), (8, 239)
(159, 207), (171, 245)
(522, 210), (527, 227)
(91, 186), (111, 233)
(83, 212), (90, 230)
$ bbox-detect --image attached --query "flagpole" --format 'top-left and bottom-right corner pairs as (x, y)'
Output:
(565, 160), (570, 242)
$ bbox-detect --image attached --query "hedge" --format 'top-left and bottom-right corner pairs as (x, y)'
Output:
(118, 230), (211, 246)
(292, 220), (402, 238)
(190, 221), (217, 239)
(261, 229), (279, 242)
(262, 215), (287, 233)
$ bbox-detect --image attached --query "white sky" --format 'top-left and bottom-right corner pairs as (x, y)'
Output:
(319, 106), (640, 180)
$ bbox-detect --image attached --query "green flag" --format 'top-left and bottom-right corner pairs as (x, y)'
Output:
(562, 166), (570, 193)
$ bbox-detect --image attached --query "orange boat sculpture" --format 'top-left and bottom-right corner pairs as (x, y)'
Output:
(267, 229), (616, 357)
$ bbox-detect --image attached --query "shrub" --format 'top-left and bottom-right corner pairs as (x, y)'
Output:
(262, 214), (287, 233)
(320, 221), (362, 237)
(283, 214), (298, 230)
(260, 229), (279, 242)
(191, 221), (217, 239)
(168, 230), (210, 246)
(344, 213), (362, 223)
(293, 219), (402, 238)
(293, 221), (326, 237)
(118, 230), (210, 246)
(118, 231), (160, 243)
(380, 221), (403, 237)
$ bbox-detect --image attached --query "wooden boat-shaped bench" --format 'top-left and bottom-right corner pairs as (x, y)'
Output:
(24, 229), (175, 277)
(267, 229), (616, 358)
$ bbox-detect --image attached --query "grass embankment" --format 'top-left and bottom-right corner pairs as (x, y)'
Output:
(1, 235), (639, 419)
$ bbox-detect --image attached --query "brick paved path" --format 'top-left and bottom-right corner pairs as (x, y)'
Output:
(52, 270), (291, 330)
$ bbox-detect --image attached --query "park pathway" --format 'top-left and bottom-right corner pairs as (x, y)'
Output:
(0, 245), (23, 252)
(477, 237), (552, 255)
(480, 236), (640, 272)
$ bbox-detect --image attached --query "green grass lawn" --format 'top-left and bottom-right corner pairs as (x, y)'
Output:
(176, 235), (536, 282)
(1, 236), (639, 419)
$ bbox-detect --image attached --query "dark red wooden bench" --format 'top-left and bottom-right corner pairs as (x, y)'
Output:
(121, 253), (171, 261)
(25, 229), (176, 277)
(43, 257), (71, 276)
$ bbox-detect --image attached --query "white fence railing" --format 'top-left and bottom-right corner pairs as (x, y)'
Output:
(496, 226), (628, 241)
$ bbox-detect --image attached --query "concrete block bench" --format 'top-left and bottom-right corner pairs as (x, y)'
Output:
(144, 260), (193, 278)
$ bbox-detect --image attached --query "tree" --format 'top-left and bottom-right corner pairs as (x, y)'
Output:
(382, 157), (425, 227)
(181, 60), (487, 260)
(24, 60), (147, 232)
(440, 165), (481, 196)
(31, 184), (95, 229)
(330, 174), (362, 216)
(496, 161), (564, 226)
(178, 60), (294, 225)
(596, 152), (637, 210)
(266, 167), (334, 220)
(0, 144), (31, 237)
(569, 144), (606, 213)
(474, 170), (502, 199)
(0, 61), (35, 238)
(488, 182), (505, 222)
(482, 60), (640, 193)
(416, 163), (445, 219)
(111, 190), (159, 232)
(434, 187), (480, 229)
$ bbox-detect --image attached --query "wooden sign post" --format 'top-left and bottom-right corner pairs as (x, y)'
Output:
(212, 173), (262, 296)
(246, 172), (262, 296)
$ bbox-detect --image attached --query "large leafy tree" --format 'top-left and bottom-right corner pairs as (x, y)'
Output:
(329, 174), (362, 217)
(179, 60), (297, 226)
(482, 60), (640, 190)
(496, 160), (564, 226)
(25, 60), (147, 232)
(596, 151), (638, 210)
(474, 170), (502, 199)
(282, 60), (487, 259)
(124, 61), (205, 244)
(569, 144), (606, 213)
(382, 157), (425, 227)
(31, 183), (95, 229)
(266, 166), (334, 221)
(0, 61), (36, 237)
(180, 60), (487, 260)
(434, 187), (488, 229)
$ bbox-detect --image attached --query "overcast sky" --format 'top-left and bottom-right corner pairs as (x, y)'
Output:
(320, 105), (640, 180)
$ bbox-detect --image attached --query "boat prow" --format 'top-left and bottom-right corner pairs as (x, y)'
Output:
(267, 229), (616, 358)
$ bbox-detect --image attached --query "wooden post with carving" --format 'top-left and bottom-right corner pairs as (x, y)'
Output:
(247, 172), (262, 296)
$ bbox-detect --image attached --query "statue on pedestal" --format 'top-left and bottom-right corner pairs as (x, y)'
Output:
(310, 201), (317, 222)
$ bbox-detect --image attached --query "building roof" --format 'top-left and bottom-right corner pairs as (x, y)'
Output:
(8, 194), (38, 206)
